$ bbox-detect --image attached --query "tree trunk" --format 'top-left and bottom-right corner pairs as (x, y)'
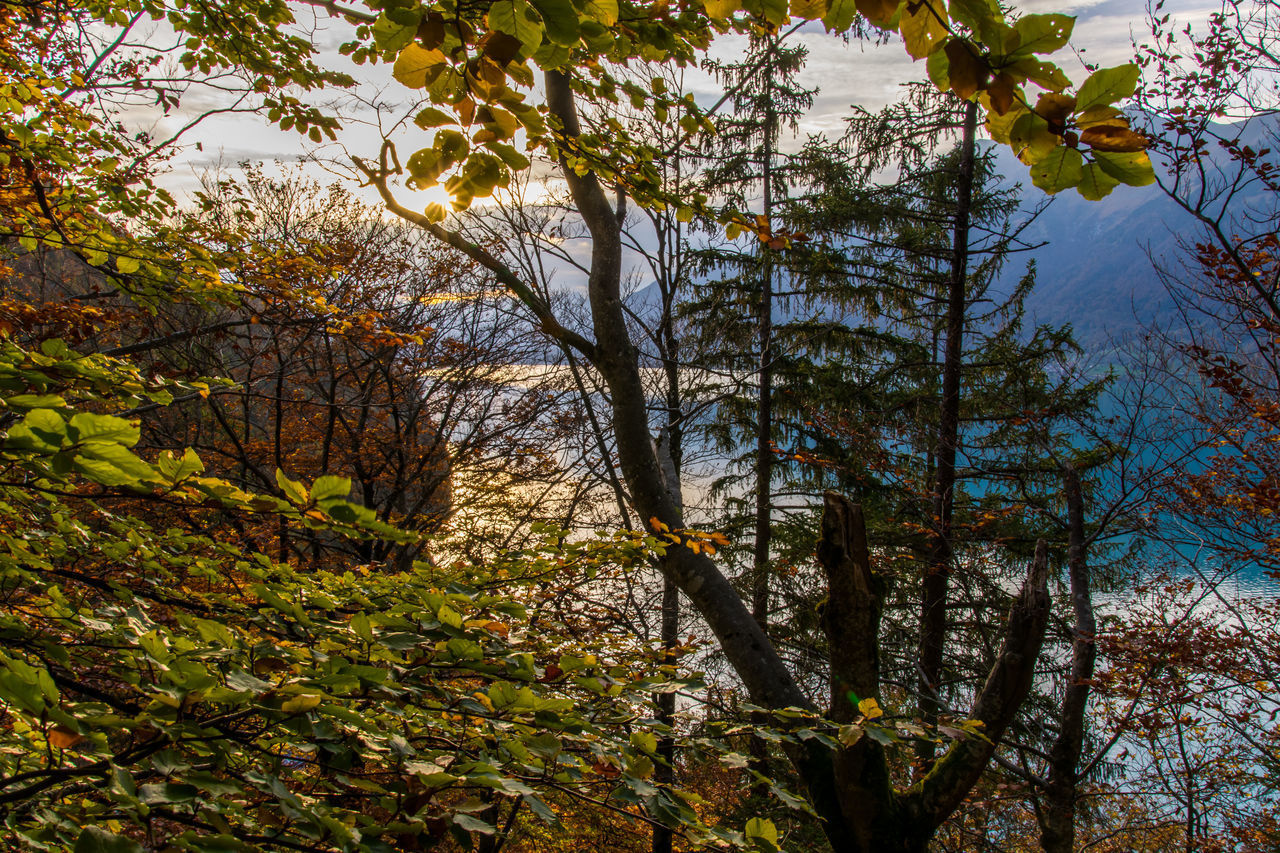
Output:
(1040, 463), (1097, 853)
(918, 98), (979, 762)
(752, 91), (777, 627)
(818, 493), (1052, 853)
(653, 430), (681, 853)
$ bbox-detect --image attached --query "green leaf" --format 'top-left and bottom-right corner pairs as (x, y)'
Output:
(7, 408), (66, 452)
(757, 0), (790, 25)
(73, 443), (156, 487)
(821, 0), (857, 30)
(745, 817), (779, 848)
(373, 12), (421, 51)
(407, 147), (446, 186)
(74, 827), (143, 853)
(452, 813), (497, 834)
(926, 47), (950, 90)
(531, 0), (581, 44)
(1077, 161), (1119, 200)
(414, 107), (455, 128)
(488, 0), (545, 55)
(139, 782), (199, 805)
(522, 792), (561, 826)
(1010, 13), (1073, 54)
(275, 469), (309, 504)
(1029, 145), (1084, 193)
(68, 413), (139, 446)
(1007, 56), (1071, 91)
(948, 0), (1002, 42)
(281, 693), (323, 714)
(1093, 150), (1156, 186)
(310, 475), (351, 503)
(1010, 111), (1058, 163)
(225, 670), (272, 694)
(155, 448), (204, 481)
(5, 393), (65, 409)
(630, 730), (657, 754)
(1075, 63), (1140, 111)
(436, 129), (470, 163)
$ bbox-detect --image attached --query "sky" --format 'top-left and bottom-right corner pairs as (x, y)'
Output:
(147, 0), (1217, 206)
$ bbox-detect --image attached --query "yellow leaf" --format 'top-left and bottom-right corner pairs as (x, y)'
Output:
(858, 697), (884, 719)
(584, 0), (619, 26)
(393, 43), (448, 89)
(900, 0), (948, 59)
(791, 0), (828, 19)
(703, 0), (737, 19)
(281, 694), (323, 714)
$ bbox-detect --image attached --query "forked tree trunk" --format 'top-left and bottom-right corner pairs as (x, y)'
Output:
(817, 493), (1052, 853)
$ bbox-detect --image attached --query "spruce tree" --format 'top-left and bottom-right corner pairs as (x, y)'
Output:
(688, 30), (816, 629)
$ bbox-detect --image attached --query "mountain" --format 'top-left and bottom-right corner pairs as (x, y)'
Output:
(996, 115), (1278, 348)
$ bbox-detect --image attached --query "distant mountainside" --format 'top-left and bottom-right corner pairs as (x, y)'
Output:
(994, 115), (1277, 348)
(990, 148), (1182, 348)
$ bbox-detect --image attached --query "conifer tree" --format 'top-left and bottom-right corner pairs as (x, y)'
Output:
(776, 89), (1106, 747)
(690, 31), (815, 628)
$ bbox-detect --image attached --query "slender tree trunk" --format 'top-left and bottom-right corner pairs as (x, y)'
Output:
(273, 339), (291, 562)
(652, 574), (679, 853)
(653, 136), (686, 853)
(918, 98), (979, 761)
(1040, 463), (1097, 852)
(653, 422), (681, 853)
(752, 98), (777, 627)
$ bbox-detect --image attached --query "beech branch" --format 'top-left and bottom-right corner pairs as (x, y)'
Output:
(355, 148), (597, 360)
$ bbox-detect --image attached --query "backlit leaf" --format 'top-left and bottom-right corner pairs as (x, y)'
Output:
(900, 0), (949, 59)
(1077, 162), (1119, 200)
(1080, 124), (1147, 152)
(1029, 145), (1084, 193)
(1075, 63), (1140, 111)
(530, 0), (581, 44)
(1093, 149), (1156, 186)
(393, 44), (448, 89)
(1010, 13), (1073, 55)
(281, 693), (323, 714)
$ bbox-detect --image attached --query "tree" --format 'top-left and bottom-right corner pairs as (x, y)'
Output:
(339, 0), (1158, 848)
(691, 31), (816, 629)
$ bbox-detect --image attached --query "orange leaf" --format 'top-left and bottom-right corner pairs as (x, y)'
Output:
(1080, 125), (1148, 152)
(47, 725), (85, 749)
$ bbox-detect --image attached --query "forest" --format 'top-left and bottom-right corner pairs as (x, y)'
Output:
(1, 0), (1278, 850)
